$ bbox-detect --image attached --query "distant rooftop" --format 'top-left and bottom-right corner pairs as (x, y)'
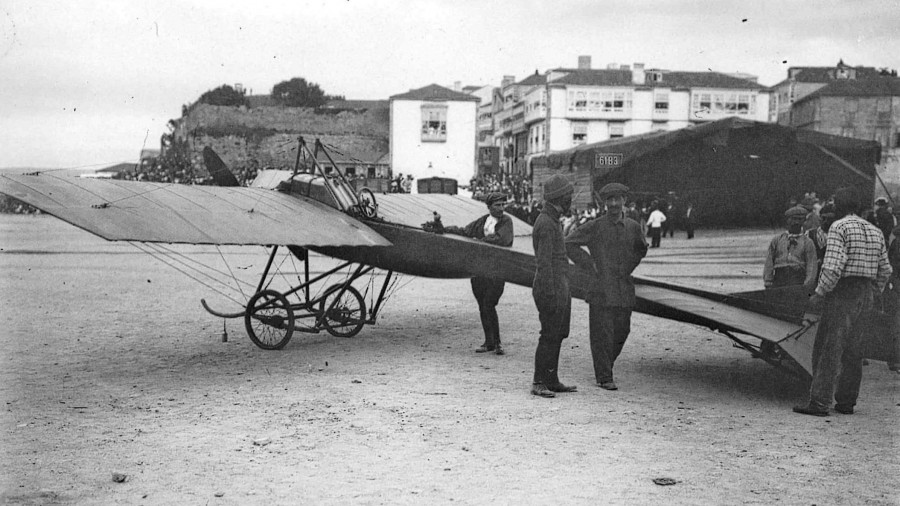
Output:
(795, 76), (900, 105)
(390, 84), (481, 102)
(548, 69), (765, 90)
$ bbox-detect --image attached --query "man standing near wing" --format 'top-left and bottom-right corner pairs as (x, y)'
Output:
(530, 175), (579, 398)
(794, 187), (892, 417)
(565, 183), (648, 391)
(443, 192), (514, 355)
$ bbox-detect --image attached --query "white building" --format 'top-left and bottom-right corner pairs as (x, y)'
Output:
(389, 84), (480, 185)
(495, 57), (771, 178)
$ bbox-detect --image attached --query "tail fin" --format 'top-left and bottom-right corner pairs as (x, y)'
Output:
(202, 147), (241, 187)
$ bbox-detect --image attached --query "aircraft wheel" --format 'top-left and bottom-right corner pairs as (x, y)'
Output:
(357, 188), (378, 218)
(245, 289), (294, 350)
(319, 284), (366, 338)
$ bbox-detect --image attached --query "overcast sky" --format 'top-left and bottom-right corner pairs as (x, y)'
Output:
(1, 0), (898, 169)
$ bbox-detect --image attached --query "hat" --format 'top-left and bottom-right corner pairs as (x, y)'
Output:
(785, 205), (808, 218)
(875, 197), (888, 206)
(597, 182), (629, 199)
(485, 192), (506, 206)
(543, 174), (574, 201)
(833, 187), (860, 214)
(801, 196), (819, 210)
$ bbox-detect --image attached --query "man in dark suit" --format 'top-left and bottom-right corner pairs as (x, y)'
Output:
(566, 183), (648, 391)
(530, 175), (578, 398)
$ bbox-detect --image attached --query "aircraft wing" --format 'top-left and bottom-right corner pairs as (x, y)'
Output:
(0, 173), (391, 247)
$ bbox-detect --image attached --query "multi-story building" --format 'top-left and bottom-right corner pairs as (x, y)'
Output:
(789, 75), (900, 194)
(768, 60), (883, 125)
(459, 84), (499, 180)
(492, 56), (770, 180)
(389, 84), (480, 185)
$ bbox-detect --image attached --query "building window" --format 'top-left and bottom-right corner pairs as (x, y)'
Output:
(568, 89), (632, 113)
(654, 93), (669, 113)
(421, 104), (448, 142)
(572, 122), (588, 146)
(602, 91), (631, 112)
(692, 92), (756, 117)
(609, 123), (625, 138)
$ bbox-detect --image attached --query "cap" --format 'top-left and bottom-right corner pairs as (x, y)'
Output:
(597, 182), (629, 199)
(875, 197), (888, 205)
(485, 192), (506, 206)
(543, 174), (574, 201)
(785, 205), (808, 218)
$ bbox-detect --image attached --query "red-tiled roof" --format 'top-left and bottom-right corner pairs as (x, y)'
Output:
(795, 76), (900, 105)
(549, 69), (765, 90)
(787, 65), (881, 83)
(390, 84), (481, 102)
(516, 73), (547, 86)
(664, 71), (767, 90)
(551, 69), (633, 86)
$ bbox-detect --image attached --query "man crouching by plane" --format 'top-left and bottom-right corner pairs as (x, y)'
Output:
(443, 192), (514, 355)
(530, 175), (578, 398)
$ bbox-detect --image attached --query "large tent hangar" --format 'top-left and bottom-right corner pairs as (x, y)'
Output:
(532, 118), (881, 227)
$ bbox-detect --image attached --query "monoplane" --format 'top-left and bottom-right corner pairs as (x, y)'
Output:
(1, 138), (892, 378)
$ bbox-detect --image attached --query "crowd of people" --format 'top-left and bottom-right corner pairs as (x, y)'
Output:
(470, 174), (533, 205)
(759, 188), (898, 417)
(112, 163), (261, 187)
(433, 182), (898, 414)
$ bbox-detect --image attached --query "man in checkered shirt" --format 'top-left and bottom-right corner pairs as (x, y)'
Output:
(794, 187), (893, 417)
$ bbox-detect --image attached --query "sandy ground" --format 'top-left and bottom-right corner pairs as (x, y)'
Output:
(1, 214), (898, 505)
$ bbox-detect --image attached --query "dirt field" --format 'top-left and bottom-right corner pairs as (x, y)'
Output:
(1, 214), (897, 505)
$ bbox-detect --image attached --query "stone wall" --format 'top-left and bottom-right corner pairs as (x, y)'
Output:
(178, 103), (389, 172)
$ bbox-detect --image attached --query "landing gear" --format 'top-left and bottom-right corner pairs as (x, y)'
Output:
(244, 289), (295, 350)
(319, 284), (366, 338)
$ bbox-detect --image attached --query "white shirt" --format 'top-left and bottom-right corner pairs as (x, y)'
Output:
(647, 210), (667, 228)
(484, 215), (498, 237)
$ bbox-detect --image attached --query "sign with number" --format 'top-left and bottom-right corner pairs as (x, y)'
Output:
(594, 153), (623, 168)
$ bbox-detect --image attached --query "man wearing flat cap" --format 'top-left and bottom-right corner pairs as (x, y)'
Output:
(530, 174), (578, 397)
(763, 205), (818, 290)
(565, 182), (648, 391)
(443, 192), (514, 355)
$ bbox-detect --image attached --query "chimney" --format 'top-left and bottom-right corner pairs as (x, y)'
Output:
(632, 63), (645, 85)
(453, 81), (461, 91)
(578, 55), (592, 70)
(501, 75), (515, 88)
(607, 62), (619, 70)
(619, 65), (630, 70)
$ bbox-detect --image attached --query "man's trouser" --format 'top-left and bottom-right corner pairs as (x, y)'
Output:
(471, 277), (505, 348)
(808, 277), (874, 409)
(533, 301), (571, 386)
(589, 305), (632, 383)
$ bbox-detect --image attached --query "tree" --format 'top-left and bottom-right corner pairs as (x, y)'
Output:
(198, 84), (248, 107)
(271, 77), (330, 108)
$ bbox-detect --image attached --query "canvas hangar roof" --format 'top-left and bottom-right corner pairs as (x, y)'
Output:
(533, 118), (881, 227)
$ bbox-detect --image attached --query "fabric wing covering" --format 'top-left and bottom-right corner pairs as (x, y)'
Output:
(0, 173), (391, 247)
